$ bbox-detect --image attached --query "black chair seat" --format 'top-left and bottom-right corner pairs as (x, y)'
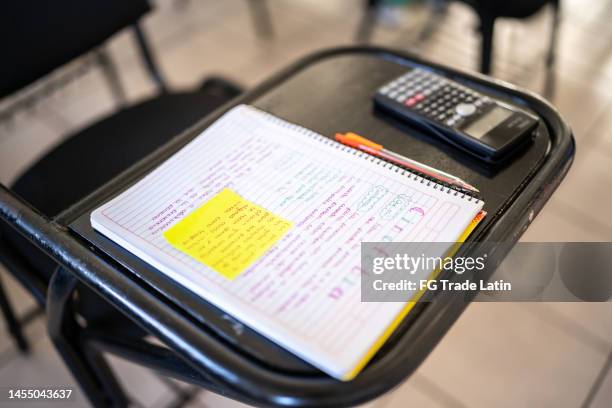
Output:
(3, 78), (240, 281)
(1, 79), (241, 329)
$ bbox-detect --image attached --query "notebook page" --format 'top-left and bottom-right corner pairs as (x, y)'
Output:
(91, 104), (484, 379)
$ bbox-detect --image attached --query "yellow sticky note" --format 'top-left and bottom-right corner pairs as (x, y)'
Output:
(163, 188), (292, 280)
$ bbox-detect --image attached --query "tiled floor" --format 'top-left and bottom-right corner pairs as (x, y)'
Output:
(1, 0), (612, 407)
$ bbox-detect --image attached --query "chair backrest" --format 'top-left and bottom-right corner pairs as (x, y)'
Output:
(0, 0), (150, 98)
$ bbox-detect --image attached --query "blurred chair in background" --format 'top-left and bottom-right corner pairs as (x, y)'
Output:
(355, 0), (560, 96)
(0, 0), (242, 406)
(457, 0), (560, 96)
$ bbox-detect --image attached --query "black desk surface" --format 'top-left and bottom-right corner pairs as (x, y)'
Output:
(68, 47), (574, 406)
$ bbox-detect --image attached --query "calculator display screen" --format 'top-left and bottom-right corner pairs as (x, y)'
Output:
(463, 106), (513, 139)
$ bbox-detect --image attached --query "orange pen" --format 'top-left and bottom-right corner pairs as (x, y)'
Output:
(335, 132), (479, 193)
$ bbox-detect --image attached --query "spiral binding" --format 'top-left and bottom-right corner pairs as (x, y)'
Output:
(249, 106), (482, 204)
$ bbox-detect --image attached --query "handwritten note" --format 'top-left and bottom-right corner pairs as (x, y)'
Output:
(91, 105), (484, 380)
(163, 188), (292, 280)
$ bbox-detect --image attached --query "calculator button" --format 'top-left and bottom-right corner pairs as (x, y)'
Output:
(414, 93), (425, 101)
(405, 98), (417, 107)
(455, 103), (476, 116)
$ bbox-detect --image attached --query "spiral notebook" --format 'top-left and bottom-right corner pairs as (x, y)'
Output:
(91, 104), (485, 380)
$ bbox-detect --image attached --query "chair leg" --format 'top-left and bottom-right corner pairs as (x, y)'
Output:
(247, 0), (274, 39)
(47, 268), (129, 408)
(95, 49), (127, 108)
(133, 23), (168, 94)
(355, 0), (384, 43)
(478, 13), (496, 75)
(0, 274), (29, 352)
(544, 0), (560, 99)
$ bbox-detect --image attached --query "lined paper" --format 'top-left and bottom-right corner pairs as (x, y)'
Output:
(91, 105), (484, 379)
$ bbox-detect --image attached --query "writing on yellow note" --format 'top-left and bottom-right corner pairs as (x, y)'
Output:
(163, 188), (292, 280)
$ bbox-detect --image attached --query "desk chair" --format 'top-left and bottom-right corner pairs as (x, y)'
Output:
(356, 0), (560, 96)
(457, 0), (560, 96)
(0, 0), (241, 405)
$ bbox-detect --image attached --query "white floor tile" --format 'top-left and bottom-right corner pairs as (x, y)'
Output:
(586, 102), (612, 155)
(194, 391), (252, 408)
(382, 373), (459, 408)
(546, 145), (612, 232)
(591, 354), (612, 408)
(0, 319), (90, 407)
(541, 303), (612, 350)
(106, 354), (175, 408)
(415, 303), (607, 408)
(547, 73), (611, 140)
(520, 199), (612, 242)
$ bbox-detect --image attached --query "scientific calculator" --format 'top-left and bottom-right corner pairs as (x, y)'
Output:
(374, 67), (540, 162)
